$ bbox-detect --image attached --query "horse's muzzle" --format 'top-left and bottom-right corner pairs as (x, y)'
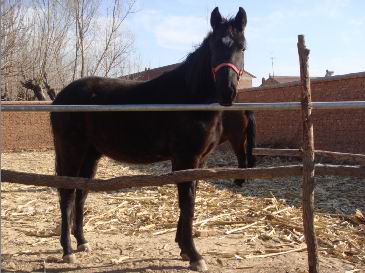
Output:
(219, 100), (233, 107)
(218, 87), (237, 106)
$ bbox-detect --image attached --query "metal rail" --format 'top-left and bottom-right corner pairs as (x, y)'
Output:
(1, 101), (365, 112)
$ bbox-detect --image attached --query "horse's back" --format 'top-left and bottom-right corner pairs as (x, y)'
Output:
(51, 77), (175, 163)
(52, 77), (139, 105)
(51, 75), (222, 164)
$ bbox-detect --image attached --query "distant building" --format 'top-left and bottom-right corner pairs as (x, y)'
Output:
(123, 63), (256, 89)
(260, 70), (333, 87)
(325, 69), (334, 77)
(260, 75), (301, 87)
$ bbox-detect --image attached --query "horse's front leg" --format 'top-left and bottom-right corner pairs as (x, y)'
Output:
(177, 182), (207, 271)
(175, 161), (202, 262)
(173, 159), (208, 272)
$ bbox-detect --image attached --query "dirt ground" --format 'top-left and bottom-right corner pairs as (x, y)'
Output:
(1, 149), (364, 273)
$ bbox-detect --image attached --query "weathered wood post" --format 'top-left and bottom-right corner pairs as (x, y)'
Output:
(297, 35), (319, 273)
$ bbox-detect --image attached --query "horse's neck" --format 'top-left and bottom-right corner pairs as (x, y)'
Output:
(181, 42), (216, 103)
(139, 70), (188, 102)
(142, 64), (215, 104)
(140, 37), (215, 104)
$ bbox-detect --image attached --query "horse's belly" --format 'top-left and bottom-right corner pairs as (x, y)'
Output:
(85, 114), (171, 163)
(105, 150), (170, 164)
(99, 142), (170, 164)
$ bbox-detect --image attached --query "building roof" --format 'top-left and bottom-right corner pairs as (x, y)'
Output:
(261, 75), (320, 87)
(123, 63), (256, 81)
(269, 76), (301, 84)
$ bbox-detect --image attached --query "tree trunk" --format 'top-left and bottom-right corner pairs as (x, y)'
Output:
(20, 79), (46, 101)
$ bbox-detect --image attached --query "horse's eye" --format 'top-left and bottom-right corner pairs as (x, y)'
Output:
(238, 45), (245, 52)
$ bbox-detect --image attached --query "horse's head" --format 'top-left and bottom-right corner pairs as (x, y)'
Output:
(209, 7), (247, 106)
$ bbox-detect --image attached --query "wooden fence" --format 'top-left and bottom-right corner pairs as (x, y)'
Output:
(1, 35), (365, 273)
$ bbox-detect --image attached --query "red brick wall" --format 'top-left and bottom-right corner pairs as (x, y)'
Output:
(1, 107), (53, 152)
(237, 72), (365, 153)
(1, 72), (364, 153)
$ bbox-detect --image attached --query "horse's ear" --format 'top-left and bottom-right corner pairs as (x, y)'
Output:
(234, 7), (247, 32)
(210, 7), (223, 30)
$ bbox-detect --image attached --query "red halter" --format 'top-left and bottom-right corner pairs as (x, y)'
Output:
(212, 63), (244, 81)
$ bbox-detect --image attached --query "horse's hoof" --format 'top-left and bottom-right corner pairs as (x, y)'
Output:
(63, 254), (77, 263)
(180, 252), (189, 261)
(190, 259), (208, 272)
(77, 243), (92, 252)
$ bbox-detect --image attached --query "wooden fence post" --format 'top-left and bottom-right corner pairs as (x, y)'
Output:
(298, 34), (319, 273)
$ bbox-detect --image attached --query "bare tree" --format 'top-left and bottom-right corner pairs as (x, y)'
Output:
(19, 0), (72, 100)
(1, 0), (139, 100)
(1, 0), (72, 100)
(1, 0), (29, 99)
(67, 0), (137, 79)
(66, 0), (98, 79)
(90, 0), (136, 77)
(20, 79), (46, 100)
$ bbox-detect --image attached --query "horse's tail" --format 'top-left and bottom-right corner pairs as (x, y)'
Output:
(245, 110), (256, 168)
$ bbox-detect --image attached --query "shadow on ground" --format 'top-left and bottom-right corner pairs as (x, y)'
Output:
(115, 148), (365, 216)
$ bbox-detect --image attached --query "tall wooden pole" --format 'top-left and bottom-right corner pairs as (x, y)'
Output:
(297, 35), (319, 273)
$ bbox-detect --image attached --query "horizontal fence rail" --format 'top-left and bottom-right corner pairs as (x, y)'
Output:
(2, 164), (364, 192)
(2, 101), (365, 112)
(253, 148), (365, 164)
(2, 166), (304, 191)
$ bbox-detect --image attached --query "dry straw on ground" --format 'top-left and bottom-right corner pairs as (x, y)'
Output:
(1, 149), (364, 269)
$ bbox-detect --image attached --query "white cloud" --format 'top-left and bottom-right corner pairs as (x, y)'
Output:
(155, 16), (208, 49)
(349, 18), (364, 26)
(248, 11), (288, 41)
(317, 0), (350, 17)
(138, 9), (209, 50)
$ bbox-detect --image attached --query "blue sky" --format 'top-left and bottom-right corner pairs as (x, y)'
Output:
(127, 0), (365, 86)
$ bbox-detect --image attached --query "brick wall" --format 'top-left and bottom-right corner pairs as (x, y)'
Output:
(237, 72), (365, 153)
(1, 72), (364, 153)
(1, 107), (53, 152)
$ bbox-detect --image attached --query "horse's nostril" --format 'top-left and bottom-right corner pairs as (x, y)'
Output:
(229, 81), (237, 90)
(231, 90), (237, 101)
(230, 85), (237, 98)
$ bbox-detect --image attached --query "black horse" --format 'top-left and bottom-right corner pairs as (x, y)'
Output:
(51, 7), (248, 272)
(220, 110), (256, 186)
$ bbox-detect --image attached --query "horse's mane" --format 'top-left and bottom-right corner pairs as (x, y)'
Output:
(174, 17), (242, 99)
(146, 17), (243, 102)
(183, 33), (212, 68)
(177, 32), (215, 99)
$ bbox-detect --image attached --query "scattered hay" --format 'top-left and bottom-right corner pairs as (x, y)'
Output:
(1, 150), (364, 267)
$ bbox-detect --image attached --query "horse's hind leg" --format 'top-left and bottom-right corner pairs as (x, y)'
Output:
(55, 142), (90, 263)
(74, 190), (90, 252)
(59, 188), (77, 263)
(73, 147), (100, 253)
(229, 135), (247, 187)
